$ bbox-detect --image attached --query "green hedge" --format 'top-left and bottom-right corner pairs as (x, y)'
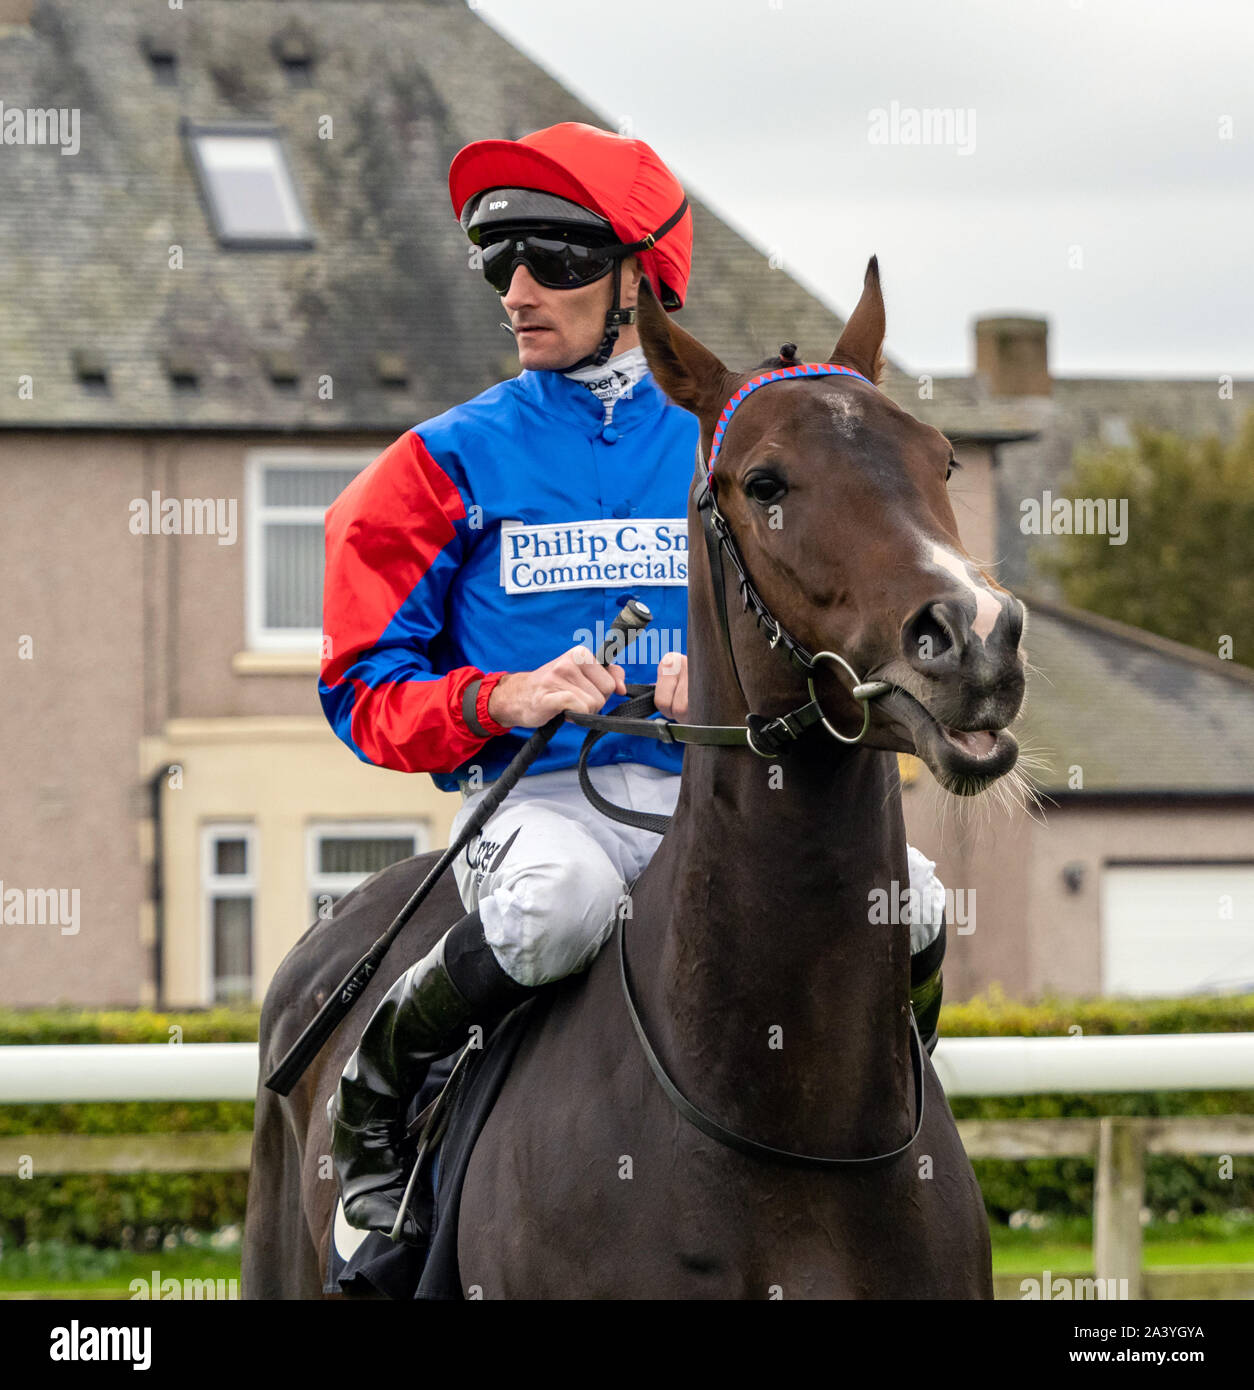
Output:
(0, 1007), (260, 1047)
(943, 988), (1254, 1036)
(0, 998), (1251, 1246)
(943, 989), (1254, 1223)
(0, 1010), (259, 1248)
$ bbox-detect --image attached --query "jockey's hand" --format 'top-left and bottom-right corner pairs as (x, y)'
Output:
(652, 652), (688, 720)
(487, 644), (627, 729)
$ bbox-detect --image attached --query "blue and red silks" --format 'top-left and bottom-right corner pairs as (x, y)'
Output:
(319, 366), (698, 792)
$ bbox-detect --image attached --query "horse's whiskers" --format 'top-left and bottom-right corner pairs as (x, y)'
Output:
(1020, 656), (1052, 688)
(913, 745), (1048, 841)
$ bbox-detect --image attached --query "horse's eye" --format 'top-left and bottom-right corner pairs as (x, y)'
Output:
(745, 473), (786, 505)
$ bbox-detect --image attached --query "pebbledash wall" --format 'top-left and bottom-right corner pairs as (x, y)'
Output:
(900, 792), (1254, 1002)
(2, 428), (458, 1007)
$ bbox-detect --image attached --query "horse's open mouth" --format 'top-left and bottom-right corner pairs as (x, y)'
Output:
(877, 687), (1019, 794)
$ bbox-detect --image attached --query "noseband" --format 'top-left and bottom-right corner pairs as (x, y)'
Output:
(697, 362), (892, 755)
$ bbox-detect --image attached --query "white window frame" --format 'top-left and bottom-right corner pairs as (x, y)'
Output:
(201, 822), (258, 1006)
(306, 820), (430, 925)
(184, 122), (314, 249)
(245, 449), (374, 652)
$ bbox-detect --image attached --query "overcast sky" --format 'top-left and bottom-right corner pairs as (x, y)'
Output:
(473, 0), (1254, 377)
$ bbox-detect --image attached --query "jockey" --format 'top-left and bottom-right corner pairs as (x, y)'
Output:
(322, 122), (949, 1242)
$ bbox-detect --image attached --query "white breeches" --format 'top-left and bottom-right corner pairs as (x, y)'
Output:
(452, 763), (946, 987)
(452, 764), (679, 987)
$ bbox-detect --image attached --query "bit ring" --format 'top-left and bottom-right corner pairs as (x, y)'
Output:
(806, 650), (887, 745)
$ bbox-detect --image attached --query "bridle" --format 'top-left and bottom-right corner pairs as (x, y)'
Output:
(697, 361), (894, 753)
(567, 361), (895, 762)
(699, 477), (892, 752)
(570, 362), (926, 1171)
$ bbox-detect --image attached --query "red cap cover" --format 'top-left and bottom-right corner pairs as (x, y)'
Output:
(449, 122), (692, 310)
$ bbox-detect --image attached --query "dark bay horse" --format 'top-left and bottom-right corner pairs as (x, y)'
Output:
(243, 258), (1025, 1299)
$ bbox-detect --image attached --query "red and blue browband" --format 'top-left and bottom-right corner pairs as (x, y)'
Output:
(705, 362), (874, 481)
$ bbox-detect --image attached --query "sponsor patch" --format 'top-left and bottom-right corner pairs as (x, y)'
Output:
(466, 826), (522, 895)
(499, 518), (688, 594)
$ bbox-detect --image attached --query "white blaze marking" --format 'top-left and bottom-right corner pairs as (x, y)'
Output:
(822, 390), (864, 439)
(930, 545), (1002, 642)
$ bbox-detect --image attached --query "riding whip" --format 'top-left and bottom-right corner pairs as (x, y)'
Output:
(264, 598), (654, 1096)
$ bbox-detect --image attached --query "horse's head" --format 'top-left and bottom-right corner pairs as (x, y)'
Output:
(636, 257), (1025, 795)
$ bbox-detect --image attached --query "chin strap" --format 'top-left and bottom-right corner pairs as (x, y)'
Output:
(565, 259), (637, 370)
(563, 194), (688, 369)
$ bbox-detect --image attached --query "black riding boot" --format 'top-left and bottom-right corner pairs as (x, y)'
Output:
(909, 919), (946, 1057)
(329, 907), (531, 1242)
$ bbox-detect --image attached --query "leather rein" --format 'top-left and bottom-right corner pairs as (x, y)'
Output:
(565, 363), (926, 1171)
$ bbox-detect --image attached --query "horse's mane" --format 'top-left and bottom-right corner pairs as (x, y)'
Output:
(752, 345), (879, 384)
(753, 342), (801, 372)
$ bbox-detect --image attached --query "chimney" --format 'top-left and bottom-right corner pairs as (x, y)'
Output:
(0, 0), (34, 25)
(974, 315), (1050, 398)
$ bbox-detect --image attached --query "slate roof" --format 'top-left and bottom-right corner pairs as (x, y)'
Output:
(2, 5), (1240, 456)
(1016, 595), (1254, 793)
(0, 0), (916, 432)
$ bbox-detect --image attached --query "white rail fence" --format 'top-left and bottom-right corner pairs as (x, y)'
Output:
(4, 1033), (1254, 1103)
(2, 1035), (1253, 1299)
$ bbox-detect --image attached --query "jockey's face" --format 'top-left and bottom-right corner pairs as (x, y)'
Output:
(500, 254), (643, 371)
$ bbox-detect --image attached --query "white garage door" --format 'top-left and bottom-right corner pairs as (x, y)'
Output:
(1102, 864), (1254, 996)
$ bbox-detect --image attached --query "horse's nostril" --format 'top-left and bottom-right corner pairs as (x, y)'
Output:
(905, 605), (954, 665)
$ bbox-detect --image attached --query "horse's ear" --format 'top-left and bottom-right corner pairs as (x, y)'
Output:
(828, 256), (886, 385)
(636, 277), (738, 422)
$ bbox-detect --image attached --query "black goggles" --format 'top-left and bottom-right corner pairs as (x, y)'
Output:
(479, 234), (628, 294)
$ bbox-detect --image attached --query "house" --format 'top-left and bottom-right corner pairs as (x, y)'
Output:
(1, 0), (1249, 1006)
(898, 322), (1254, 999)
(0, 0), (925, 1007)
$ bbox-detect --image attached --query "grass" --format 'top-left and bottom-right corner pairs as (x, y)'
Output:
(0, 1241), (243, 1298)
(2, 1215), (1252, 1297)
(990, 1212), (1254, 1274)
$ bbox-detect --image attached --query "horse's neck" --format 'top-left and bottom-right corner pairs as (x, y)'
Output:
(635, 600), (914, 1155)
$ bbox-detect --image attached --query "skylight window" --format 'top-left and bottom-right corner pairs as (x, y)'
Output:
(186, 124), (313, 249)
(147, 49), (178, 86)
(72, 348), (109, 394)
(280, 55), (313, 87)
